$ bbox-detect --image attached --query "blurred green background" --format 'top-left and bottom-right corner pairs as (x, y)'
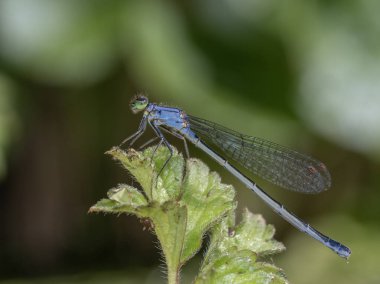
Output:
(0, 0), (379, 283)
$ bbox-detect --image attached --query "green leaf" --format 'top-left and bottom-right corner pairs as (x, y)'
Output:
(180, 158), (235, 263)
(90, 146), (286, 284)
(89, 184), (148, 217)
(106, 147), (154, 200)
(108, 184), (148, 206)
(145, 146), (185, 203)
(148, 201), (188, 280)
(196, 209), (287, 284)
(196, 251), (287, 284)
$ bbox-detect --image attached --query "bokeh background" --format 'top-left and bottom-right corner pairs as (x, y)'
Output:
(0, 1), (379, 283)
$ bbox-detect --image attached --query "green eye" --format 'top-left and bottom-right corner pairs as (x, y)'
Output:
(130, 95), (149, 113)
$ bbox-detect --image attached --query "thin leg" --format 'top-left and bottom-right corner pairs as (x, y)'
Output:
(138, 136), (159, 150)
(182, 137), (190, 158)
(160, 127), (190, 158)
(138, 127), (189, 160)
(158, 139), (173, 177)
(151, 138), (164, 161)
(119, 117), (147, 147)
(149, 121), (173, 177)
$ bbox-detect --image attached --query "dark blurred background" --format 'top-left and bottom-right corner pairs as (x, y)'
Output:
(0, 1), (379, 283)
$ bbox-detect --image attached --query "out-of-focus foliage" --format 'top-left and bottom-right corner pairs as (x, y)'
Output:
(274, 1), (380, 157)
(0, 0), (379, 283)
(0, 0), (118, 85)
(0, 75), (18, 178)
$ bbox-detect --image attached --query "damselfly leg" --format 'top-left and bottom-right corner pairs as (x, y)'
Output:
(138, 127), (190, 158)
(149, 121), (173, 177)
(160, 127), (190, 158)
(119, 117), (147, 147)
(138, 136), (159, 150)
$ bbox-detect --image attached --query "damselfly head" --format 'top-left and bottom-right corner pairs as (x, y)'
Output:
(130, 94), (149, 113)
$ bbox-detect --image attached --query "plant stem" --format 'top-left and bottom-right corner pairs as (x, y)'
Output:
(167, 264), (179, 284)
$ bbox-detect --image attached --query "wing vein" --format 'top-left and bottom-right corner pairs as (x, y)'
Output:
(188, 115), (331, 193)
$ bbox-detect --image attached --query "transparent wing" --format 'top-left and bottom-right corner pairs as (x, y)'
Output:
(188, 115), (331, 193)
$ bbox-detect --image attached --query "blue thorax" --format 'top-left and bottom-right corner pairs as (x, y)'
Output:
(145, 104), (197, 141)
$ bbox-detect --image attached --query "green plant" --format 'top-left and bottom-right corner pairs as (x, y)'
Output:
(89, 146), (287, 284)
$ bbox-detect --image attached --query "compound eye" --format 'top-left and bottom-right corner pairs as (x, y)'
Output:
(130, 95), (149, 113)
